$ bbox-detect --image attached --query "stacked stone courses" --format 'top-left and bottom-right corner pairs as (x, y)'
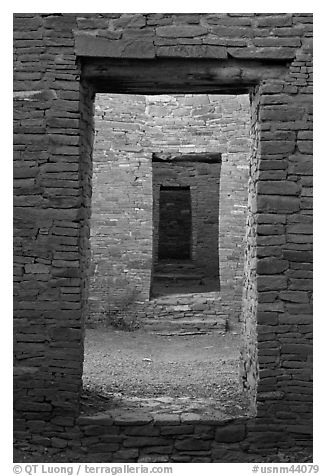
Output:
(14, 13), (312, 462)
(89, 93), (249, 330)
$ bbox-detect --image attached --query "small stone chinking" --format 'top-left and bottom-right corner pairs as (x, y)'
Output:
(14, 13), (312, 462)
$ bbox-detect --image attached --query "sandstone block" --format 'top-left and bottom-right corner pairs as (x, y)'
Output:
(257, 312), (278, 326)
(88, 443), (120, 452)
(289, 279), (312, 291)
(25, 264), (50, 274)
(297, 141), (313, 154)
(174, 437), (211, 451)
(156, 44), (227, 58)
(281, 343), (312, 355)
(160, 425), (194, 435)
(257, 195), (300, 213)
(257, 235), (285, 246)
(279, 291), (310, 303)
(282, 250), (313, 263)
(257, 258), (288, 275)
(288, 154), (312, 175)
(208, 14), (253, 25)
(228, 46), (296, 60)
(154, 414), (180, 425)
(260, 106), (305, 122)
(257, 181), (299, 196)
(142, 445), (173, 455)
(123, 437), (170, 448)
(124, 426), (160, 436)
(51, 437), (68, 449)
(253, 37), (300, 47)
(287, 223), (312, 234)
(122, 40), (155, 59)
(257, 224), (285, 235)
(285, 424), (312, 435)
(260, 159), (287, 170)
(14, 166), (39, 179)
(78, 414), (113, 426)
(256, 14), (292, 27)
(113, 448), (139, 460)
(215, 423), (246, 442)
(156, 25), (208, 38)
(257, 276), (287, 291)
(260, 141), (296, 155)
(259, 171), (287, 180)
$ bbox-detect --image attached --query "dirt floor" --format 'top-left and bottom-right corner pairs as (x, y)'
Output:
(81, 327), (252, 419)
(14, 327), (313, 463)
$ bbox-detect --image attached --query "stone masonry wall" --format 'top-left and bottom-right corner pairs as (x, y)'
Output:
(147, 94), (251, 318)
(89, 93), (250, 329)
(89, 94), (152, 317)
(13, 13), (313, 460)
(152, 158), (221, 276)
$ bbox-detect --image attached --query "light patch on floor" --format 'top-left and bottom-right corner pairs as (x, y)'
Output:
(82, 328), (252, 420)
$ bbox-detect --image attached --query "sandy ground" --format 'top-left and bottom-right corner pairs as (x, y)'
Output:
(82, 327), (251, 418)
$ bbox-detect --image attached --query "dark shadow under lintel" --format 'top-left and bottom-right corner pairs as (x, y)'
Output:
(152, 152), (222, 164)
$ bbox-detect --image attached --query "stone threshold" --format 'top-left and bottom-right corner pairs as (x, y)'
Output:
(79, 407), (250, 428)
(80, 394), (253, 423)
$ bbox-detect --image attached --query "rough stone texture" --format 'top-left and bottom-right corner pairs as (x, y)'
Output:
(13, 12), (313, 462)
(89, 93), (250, 330)
(152, 156), (221, 274)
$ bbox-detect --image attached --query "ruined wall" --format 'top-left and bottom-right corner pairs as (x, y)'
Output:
(13, 13), (313, 460)
(152, 158), (221, 275)
(89, 93), (250, 328)
(89, 94), (152, 317)
(147, 94), (251, 316)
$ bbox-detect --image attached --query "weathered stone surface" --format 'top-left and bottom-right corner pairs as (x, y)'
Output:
(142, 445), (174, 455)
(215, 424), (246, 442)
(281, 344), (312, 355)
(156, 25), (208, 38)
(260, 141), (296, 155)
(160, 425), (194, 435)
(139, 455), (169, 463)
(87, 443), (120, 452)
(13, 12), (313, 460)
(156, 44), (228, 58)
(106, 411), (153, 426)
(228, 46), (297, 60)
(288, 154), (312, 175)
(282, 250), (313, 263)
(257, 258), (288, 275)
(257, 311), (278, 325)
(113, 448), (139, 460)
(154, 414), (181, 425)
(75, 34), (155, 58)
(257, 181), (299, 196)
(279, 291), (310, 303)
(257, 276), (288, 292)
(124, 426), (160, 436)
(174, 437), (211, 451)
(257, 195), (300, 213)
(123, 437), (170, 448)
(78, 414), (113, 426)
(51, 437), (68, 449)
(259, 106), (305, 122)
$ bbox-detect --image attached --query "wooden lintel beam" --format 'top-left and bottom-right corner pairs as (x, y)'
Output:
(81, 58), (288, 94)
